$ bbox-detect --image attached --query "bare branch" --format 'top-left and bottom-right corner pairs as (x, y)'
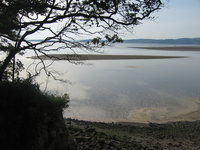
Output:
(0, 0), (163, 82)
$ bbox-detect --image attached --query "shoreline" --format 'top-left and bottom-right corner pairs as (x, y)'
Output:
(29, 54), (187, 60)
(66, 118), (200, 150)
(66, 117), (200, 126)
(66, 105), (200, 126)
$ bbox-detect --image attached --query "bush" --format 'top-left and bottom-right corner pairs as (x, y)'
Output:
(0, 79), (71, 150)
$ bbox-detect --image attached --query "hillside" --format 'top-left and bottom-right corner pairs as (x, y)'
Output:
(124, 38), (200, 45)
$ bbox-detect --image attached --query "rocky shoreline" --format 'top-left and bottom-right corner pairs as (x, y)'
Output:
(65, 119), (200, 150)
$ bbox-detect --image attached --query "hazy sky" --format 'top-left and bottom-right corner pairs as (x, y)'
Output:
(29, 0), (200, 40)
(125, 0), (200, 39)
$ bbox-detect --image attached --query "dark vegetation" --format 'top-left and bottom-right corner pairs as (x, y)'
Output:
(0, 79), (75, 150)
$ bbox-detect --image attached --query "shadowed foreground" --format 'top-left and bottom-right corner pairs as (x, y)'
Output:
(66, 119), (200, 150)
(0, 81), (76, 150)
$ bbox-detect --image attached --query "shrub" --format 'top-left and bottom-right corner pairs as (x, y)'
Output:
(0, 79), (70, 150)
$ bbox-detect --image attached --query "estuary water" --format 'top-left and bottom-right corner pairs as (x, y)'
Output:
(23, 43), (200, 123)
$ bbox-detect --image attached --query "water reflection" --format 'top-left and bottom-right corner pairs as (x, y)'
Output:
(21, 44), (200, 123)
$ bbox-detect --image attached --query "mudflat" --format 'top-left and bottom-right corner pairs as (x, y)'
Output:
(29, 54), (187, 60)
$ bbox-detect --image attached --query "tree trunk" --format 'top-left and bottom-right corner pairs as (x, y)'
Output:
(12, 56), (16, 82)
(0, 51), (17, 83)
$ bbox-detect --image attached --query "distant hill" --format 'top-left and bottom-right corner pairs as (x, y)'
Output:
(124, 38), (200, 45)
(29, 38), (200, 45)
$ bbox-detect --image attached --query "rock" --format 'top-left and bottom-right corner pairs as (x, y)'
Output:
(86, 128), (97, 133)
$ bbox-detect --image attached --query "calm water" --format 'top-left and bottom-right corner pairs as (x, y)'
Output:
(21, 43), (200, 123)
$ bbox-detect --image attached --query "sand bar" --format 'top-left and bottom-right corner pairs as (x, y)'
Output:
(29, 54), (187, 60)
(130, 46), (200, 51)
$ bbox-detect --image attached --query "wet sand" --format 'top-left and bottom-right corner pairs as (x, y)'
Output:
(130, 46), (200, 51)
(171, 99), (200, 122)
(30, 54), (187, 60)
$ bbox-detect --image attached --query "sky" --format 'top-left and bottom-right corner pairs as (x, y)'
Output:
(124, 0), (200, 39)
(28, 0), (200, 40)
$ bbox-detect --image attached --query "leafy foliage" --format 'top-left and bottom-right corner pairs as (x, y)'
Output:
(0, 59), (24, 81)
